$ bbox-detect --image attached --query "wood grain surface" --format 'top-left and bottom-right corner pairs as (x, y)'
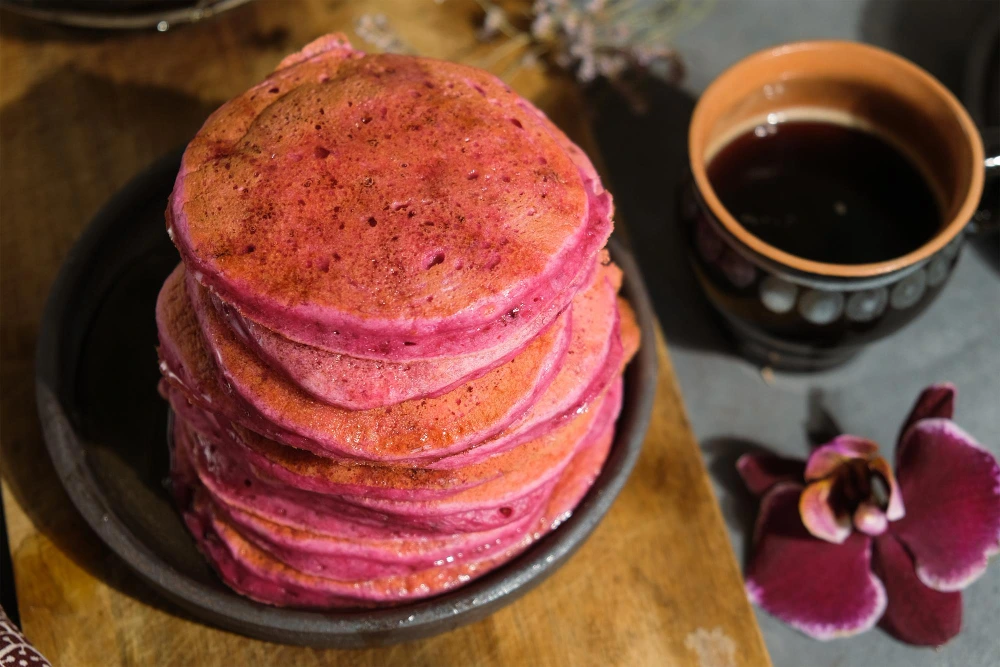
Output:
(0, 1), (770, 665)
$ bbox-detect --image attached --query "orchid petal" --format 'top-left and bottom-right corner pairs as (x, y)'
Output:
(805, 436), (880, 481)
(868, 457), (905, 522)
(893, 419), (1000, 591)
(800, 478), (852, 544)
(736, 452), (806, 496)
(746, 483), (887, 640)
(853, 502), (888, 536)
(898, 383), (955, 445)
(872, 534), (962, 646)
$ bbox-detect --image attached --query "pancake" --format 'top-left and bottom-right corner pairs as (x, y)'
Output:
(169, 378), (619, 535)
(215, 263), (622, 485)
(426, 262), (624, 470)
(226, 403), (617, 582)
(217, 256), (594, 410)
(336, 380), (621, 526)
(241, 380), (618, 528)
(168, 371), (587, 504)
(158, 264), (572, 462)
(168, 34), (611, 360)
(168, 390), (484, 502)
(539, 402), (618, 529)
(174, 411), (617, 608)
(190, 489), (535, 607)
(220, 496), (545, 582)
(174, 420), (543, 580)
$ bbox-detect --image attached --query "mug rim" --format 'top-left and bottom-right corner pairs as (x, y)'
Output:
(689, 40), (985, 279)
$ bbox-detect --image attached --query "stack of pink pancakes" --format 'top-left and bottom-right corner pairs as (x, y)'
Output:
(156, 35), (640, 609)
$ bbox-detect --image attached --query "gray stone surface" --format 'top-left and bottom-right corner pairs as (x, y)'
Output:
(601, 1), (999, 665)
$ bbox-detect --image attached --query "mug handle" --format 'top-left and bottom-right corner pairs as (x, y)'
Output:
(970, 125), (1000, 236)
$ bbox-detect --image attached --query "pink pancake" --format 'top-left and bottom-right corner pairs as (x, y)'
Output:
(230, 386), (595, 503)
(169, 373), (576, 504)
(158, 264), (572, 462)
(190, 490), (537, 607)
(212, 267), (621, 493)
(339, 380), (621, 523)
(175, 411), (617, 608)
(222, 502), (543, 582)
(225, 408), (617, 583)
(168, 34), (612, 360)
(215, 255), (594, 410)
(173, 420), (544, 580)
(539, 405), (617, 528)
(617, 297), (641, 364)
(169, 378), (619, 534)
(425, 262), (624, 470)
(173, 412), (428, 538)
(168, 391), (480, 502)
(241, 381), (618, 534)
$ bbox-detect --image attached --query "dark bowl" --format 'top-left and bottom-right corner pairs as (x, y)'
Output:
(35, 148), (658, 648)
(0, 0), (255, 30)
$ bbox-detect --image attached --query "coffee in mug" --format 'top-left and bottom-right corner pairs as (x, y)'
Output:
(682, 41), (987, 371)
(706, 114), (941, 265)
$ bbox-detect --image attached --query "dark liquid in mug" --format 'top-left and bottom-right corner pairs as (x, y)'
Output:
(707, 120), (941, 264)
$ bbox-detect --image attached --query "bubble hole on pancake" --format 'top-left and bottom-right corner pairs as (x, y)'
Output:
(167, 35), (612, 361)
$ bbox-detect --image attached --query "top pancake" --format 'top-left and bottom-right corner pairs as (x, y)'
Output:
(169, 35), (609, 360)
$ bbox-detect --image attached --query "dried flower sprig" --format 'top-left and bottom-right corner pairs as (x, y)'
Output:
(354, 13), (414, 55)
(475, 0), (712, 85)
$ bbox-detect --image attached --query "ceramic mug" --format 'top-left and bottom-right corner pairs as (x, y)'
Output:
(681, 40), (988, 371)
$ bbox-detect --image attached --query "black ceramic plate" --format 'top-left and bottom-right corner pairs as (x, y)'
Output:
(36, 149), (658, 648)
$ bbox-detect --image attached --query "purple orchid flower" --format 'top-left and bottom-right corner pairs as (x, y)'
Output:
(737, 384), (1000, 646)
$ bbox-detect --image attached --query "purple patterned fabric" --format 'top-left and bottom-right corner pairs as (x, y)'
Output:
(0, 607), (50, 667)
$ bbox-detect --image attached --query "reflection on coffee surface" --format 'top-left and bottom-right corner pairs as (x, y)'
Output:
(707, 117), (941, 264)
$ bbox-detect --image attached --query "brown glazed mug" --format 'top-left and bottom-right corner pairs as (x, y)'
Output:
(681, 40), (987, 371)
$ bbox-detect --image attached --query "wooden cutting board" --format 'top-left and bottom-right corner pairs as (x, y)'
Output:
(0, 2), (770, 665)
